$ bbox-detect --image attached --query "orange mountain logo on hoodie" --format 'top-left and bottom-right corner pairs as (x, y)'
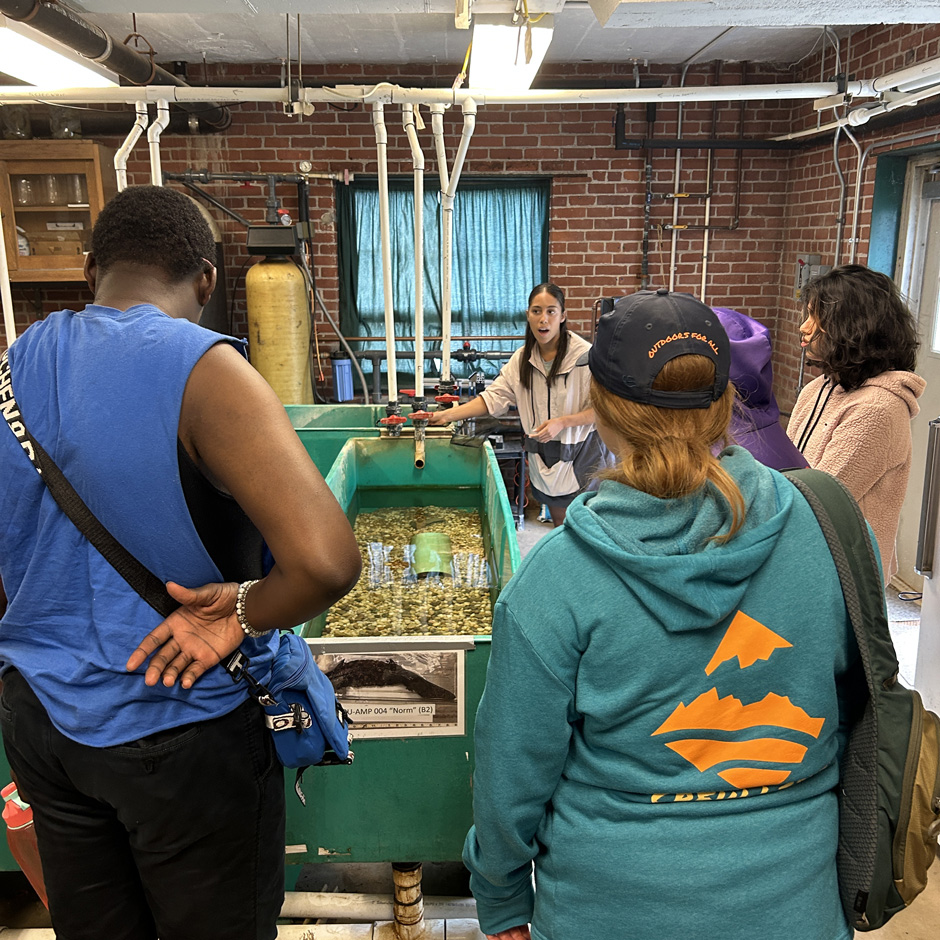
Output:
(652, 610), (824, 789)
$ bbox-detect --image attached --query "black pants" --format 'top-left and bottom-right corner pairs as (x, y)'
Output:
(0, 669), (285, 940)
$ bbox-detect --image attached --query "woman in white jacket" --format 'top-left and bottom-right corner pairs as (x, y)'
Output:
(429, 283), (604, 525)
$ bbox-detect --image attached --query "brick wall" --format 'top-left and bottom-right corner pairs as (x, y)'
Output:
(5, 23), (940, 413)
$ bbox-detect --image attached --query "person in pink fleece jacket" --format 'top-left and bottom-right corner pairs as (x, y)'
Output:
(787, 264), (924, 583)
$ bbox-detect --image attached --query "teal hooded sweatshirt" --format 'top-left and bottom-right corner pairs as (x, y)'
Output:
(464, 447), (856, 940)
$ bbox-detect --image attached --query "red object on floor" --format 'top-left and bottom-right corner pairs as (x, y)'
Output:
(2, 782), (49, 908)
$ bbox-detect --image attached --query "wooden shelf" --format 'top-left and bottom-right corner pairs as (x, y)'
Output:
(1, 140), (115, 283)
(14, 205), (91, 212)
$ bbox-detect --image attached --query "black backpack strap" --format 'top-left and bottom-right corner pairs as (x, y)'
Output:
(784, 468), (894, 920)
(1, 348), (178, 618)
(783, 467), (898, 696)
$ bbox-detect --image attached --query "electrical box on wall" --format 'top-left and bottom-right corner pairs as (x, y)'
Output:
(795, 254), (832, 301)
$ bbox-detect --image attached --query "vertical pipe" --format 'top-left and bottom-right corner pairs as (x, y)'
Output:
(402, 104), (426, 401)
(843, 125), (863, 264)
(440, 98), (477, 385)
(669, 66), (691, 292)
(430, 105), (450, 193)
(700, 62), (720, 302)
(392, 862), (424, 940)
(114, 101), (149, 193)
(147, 99), (170, 186)
(832, 126), (847, 267)
(373, 102), (398, 403)
(700, 152), (712, 301)
(0, 212), (16, 347)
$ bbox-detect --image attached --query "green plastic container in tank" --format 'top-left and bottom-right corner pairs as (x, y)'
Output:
(286, 436), (519, 866)
(411, 532), (453, 577)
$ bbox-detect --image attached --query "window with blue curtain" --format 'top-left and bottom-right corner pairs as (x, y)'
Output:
(336, 177), (549, 380)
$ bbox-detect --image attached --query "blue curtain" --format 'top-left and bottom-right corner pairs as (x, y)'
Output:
(336, 177), (549, 378)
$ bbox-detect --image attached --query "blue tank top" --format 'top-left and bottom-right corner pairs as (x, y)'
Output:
(0, 304), (277, 746)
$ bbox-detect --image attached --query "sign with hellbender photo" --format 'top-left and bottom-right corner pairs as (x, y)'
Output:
(314, 648), (465, 739)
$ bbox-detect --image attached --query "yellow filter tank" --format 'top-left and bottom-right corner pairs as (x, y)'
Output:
(245, 257), (314, 404)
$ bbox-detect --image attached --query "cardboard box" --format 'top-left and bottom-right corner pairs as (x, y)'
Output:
(29, 231), (85, 256)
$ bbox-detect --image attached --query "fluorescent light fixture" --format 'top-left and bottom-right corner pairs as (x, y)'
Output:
(469, 14), (554, 92)
(0, 15), (118, 88)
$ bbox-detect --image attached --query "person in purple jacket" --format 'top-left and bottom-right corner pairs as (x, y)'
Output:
(712, 306), (808, 471)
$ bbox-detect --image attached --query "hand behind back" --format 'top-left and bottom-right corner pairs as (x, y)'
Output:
(125, 580), (245, 690)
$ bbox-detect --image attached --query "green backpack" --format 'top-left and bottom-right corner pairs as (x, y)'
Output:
(786, 469), (940, 930)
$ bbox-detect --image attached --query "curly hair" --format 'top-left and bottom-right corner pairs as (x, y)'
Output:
(90, 185), (216, 282)
(590, 355), (744, 542)
(519, 282), (568, 391)
(802, 264), (919, 391)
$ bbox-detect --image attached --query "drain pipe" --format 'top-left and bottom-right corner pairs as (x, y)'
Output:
(403, 104), (431, 467)
(279, 890), (477, 921)
(439, 98), (477, 398)
(373, 102), (405, 436)
(429, 104), (460, 412)
(402, 104), (426, 408)
(147, 99), (170, 186)
(114, 101), (149, 192)
(392, 862), (425, 940)
(0, 0), (230, 129)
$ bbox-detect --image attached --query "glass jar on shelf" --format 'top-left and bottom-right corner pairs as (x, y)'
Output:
(11, 176), (35, 206)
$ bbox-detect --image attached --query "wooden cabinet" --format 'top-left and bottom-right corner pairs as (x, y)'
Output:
(0, 140), (116, 282)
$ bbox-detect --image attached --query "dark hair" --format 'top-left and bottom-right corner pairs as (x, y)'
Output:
(802, 264), (919, 391)
(519, 282), (568, 391)
(91, 185), (216, 282)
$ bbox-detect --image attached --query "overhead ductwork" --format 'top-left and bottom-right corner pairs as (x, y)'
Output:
(0, 0), (230, 130)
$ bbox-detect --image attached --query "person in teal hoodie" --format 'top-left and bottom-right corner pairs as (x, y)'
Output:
(463, 289), (857, 940)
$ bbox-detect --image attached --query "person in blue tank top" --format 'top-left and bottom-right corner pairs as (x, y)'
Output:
(463, 290), (857, 940)
(0, 186), (362, 940)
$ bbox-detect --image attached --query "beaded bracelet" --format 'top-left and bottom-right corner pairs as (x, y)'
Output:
(235, 579), (266, 638)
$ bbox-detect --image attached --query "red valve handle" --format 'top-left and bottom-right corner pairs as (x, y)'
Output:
(399, 389), (416, 397)
(380, 415), (408, 425)
(410, 411), (432, 420)
(435, 394), (460, 403)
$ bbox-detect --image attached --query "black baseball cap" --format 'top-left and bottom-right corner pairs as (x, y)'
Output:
(580, 289), (730, 409)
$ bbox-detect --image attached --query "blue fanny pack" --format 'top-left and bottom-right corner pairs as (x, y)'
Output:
(226, 632), (354, 803)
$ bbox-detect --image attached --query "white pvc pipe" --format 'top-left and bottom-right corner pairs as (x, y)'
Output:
(402, 104), (426, 400)
(372, 101), (397, 403)
(871, 55), (940, 93)
(146, 99), (170, 186)
(776, 80), (940, 141)
(0, 80), (868, 108)
(279, 891), (478, 921)
(114, 101), (149, 192)
(440, 98), (477, 384)
(430, 104), (450, 193)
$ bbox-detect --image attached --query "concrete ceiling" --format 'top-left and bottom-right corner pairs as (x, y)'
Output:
(65, 1), (940, 70)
